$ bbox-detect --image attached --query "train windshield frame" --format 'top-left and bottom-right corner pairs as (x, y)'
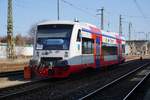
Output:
(36, 24), (73, 50)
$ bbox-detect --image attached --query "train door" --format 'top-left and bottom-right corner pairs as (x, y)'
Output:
(96, 37), (100, 68)
(82, 37), (94, 68)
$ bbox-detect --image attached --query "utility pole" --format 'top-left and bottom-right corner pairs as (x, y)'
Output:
(57, 0), (60, 20)
(101, 7), (104, 30)
(146, 33), (148, 40)
(7, 0), (15, 59)
(129, 22), (132, 40)
(107, 22), (110, 32)
(119, 15), (123, 35)
(148, 32), (150, 41)
(97, 7), (104, 30)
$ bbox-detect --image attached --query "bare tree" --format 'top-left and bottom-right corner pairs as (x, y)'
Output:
(15, 34), (25, 46)
(0, 36), (2, 42)
(28, 20), (47, 44)
(28, 24), (37, 40)
(0, 36), (7, 43)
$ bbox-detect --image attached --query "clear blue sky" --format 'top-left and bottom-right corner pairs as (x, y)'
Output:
(0, 0), (150, 40)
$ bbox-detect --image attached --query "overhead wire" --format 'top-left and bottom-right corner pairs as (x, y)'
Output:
(13, 0), (32, 9)
(133, 0), (150, 26)
(133, 0), (146, 19)
(61, 0), (99, 19)
(9, 0), (150, 38)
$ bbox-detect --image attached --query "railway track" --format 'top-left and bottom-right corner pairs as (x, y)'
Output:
(49, 59), (149, 100)
(0, 78), (53, 100)
(0, 59), (148, 100)
(123, 68), (150, 100)
(0, 76), (73, 100)
(78, 62), (150, 100)
(0, 70), (23, 77)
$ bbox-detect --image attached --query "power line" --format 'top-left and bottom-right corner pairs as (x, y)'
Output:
(133, 0), (150, 40)
(61, 0), (98, 19)
(13, 0), (32, 9)
(122, 14), (150, 19)
(133, 0), (150, 27)
(133, 0), (146, 19)
(105, 10), (150, 20)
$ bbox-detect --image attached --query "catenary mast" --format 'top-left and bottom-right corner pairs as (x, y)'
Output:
(7, 0), (15, 59)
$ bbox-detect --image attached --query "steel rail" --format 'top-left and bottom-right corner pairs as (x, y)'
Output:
(0, 78), (50, 100)
(123, 67), (150, 100)
(0, 59), (144, 100)
(0, 70), (23, 77)
(78, 62), (150, 100)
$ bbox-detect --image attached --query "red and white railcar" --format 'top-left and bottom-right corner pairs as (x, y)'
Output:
(27, 21), (125, 78)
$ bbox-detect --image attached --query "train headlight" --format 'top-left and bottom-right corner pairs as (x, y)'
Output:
(64, 52), (68, 57)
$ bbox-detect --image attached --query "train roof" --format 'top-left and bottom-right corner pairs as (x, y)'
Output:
(38, 20), (97, 27)
(38, 20), (125, 41)
(101, 30), (125, 41)
(38, 20), (77, 26)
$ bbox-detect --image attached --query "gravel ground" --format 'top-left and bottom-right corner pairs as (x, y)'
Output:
(81, 64), (150, 100)
(4, 59), (149, 100)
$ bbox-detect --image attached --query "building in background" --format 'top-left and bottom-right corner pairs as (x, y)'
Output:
(125, 40), (150, 56)
(0, 43), (33, 58)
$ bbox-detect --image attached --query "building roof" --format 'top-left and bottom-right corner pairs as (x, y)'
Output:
(126, 40), (148, 42)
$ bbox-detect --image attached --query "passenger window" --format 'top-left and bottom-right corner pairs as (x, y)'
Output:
(82, 38), (94, 54)
(102, 44), (117, 55)
(77, 30), (81, 42)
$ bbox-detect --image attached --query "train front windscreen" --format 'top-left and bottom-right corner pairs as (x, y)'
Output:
(36, 24), (73, 50)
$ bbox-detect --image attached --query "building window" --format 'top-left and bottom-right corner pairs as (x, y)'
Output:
(102, 44), (117, 56)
